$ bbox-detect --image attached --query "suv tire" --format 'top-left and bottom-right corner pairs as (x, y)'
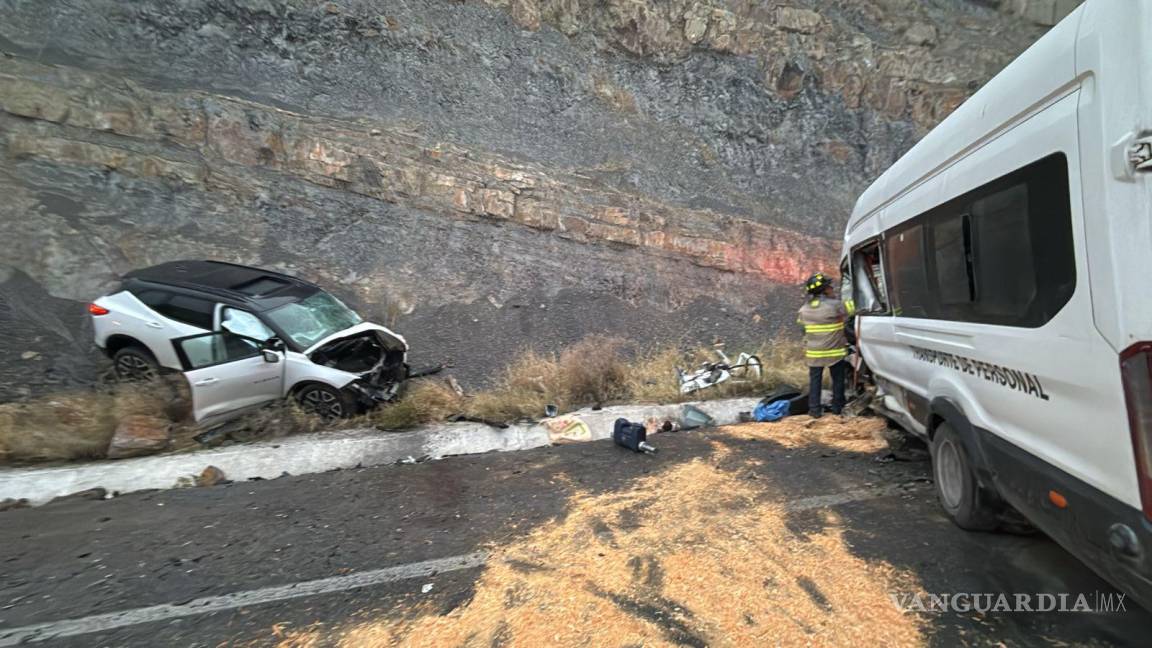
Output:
(113, 345), (160, 382)
(931, 422), (1000, 531)
(296, 383), (356, 420)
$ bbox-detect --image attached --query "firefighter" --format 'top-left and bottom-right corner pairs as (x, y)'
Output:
(797, 272), (852, 418)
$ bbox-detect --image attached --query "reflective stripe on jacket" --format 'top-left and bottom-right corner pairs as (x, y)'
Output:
(797, 296), (849, 367)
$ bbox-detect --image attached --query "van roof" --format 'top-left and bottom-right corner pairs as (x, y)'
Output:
(121, 260), (320, 311)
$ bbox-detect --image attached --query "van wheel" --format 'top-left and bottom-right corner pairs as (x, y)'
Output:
(931, 422), (1000, 531)
(113, 346), (160, 382)
(296, 384), (355, 420)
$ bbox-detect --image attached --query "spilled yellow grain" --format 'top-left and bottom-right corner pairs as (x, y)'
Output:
(277, 419), (924, 647)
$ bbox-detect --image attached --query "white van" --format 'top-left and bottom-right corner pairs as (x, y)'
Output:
(842, 2), (1152, 606)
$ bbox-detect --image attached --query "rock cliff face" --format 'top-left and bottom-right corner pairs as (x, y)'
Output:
(0, 0), (1071, 394)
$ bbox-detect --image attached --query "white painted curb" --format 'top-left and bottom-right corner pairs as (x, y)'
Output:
(0, 398), (761, 506)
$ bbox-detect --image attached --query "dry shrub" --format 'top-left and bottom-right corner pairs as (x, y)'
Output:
(220, 401), (323, 445)
(554, 336), (630, 407)
(467, 336), (630, 422)
(755, 336), (809, 389)
(365, 379), (466, 430)
(461, 335), (806, 424)
(624, 345), (686, 404)
(466, 349), (559, 422)
(0, 379), (177, 463)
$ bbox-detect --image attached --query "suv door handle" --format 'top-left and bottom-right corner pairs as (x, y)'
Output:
(146, 321), (165, 329)
(194, 378), (219, 386)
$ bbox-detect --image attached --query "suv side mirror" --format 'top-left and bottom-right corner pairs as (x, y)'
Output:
(262, 350), (281, 363)
(263, 337), (286, 352)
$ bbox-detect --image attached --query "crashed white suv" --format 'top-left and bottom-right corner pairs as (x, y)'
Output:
(89, 260), (408, 424)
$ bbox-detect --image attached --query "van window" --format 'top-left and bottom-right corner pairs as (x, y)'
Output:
(881, 153), (1074, 327)
(884, 223), (929, 318)
(850, 242), (888, 313)
(971, 184), (1035, 320)
(932, 212), (972, 308)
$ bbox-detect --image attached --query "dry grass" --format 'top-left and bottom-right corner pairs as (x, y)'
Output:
(0, 335), (809, 461)
(274, 425), (923, 647)
(361, 335), (807, 429)
(0, 379), (179, 463)
(363, 379), (466, 430)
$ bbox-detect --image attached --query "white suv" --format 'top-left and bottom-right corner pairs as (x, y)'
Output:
(89, 260), (409, 424)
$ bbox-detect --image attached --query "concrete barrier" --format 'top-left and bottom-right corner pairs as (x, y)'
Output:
(0, 397), (761, 506)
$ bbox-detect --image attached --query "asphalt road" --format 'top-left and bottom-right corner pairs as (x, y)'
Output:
(1, 423), (1149, 647)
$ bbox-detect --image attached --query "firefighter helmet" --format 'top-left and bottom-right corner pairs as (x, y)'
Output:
(805, 272), (830, 295)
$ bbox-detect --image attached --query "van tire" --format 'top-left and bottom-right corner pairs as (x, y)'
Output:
(112, 345), (160, 382)
(931, 422), (1000, 531)
(295, 383), (356, 420)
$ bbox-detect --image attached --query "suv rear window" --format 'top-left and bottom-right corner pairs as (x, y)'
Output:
(132, 289), (215, 329)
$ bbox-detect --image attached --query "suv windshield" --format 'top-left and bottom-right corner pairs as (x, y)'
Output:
(264, 291), (362, 349)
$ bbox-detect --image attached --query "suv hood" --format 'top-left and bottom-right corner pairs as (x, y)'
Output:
(302, 322), (408, 355)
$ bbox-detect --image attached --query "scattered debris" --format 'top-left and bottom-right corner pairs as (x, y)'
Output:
(0, 497), (30, 512)
(843, 386), (876, 418)
(408, 364), (446, 379)
(543, 416), (592, 444)
(397, 455), (431, 465)
(544, 404), (559, 418)
(753, 398), (790, 422)
(421, 583), (434, 594)
(613, 418), (657, 454)
(643, 417), (678, 435)
(106, 415), (171, 459)
(680, 404), (715, 430)
(677, 349), (762, 394)
(195, 465), (228, 487)
(446, 375), (465, 397)
(20, 351), (39, 360)
(444, 414), (508, 429)
(48, 487), (108, 505)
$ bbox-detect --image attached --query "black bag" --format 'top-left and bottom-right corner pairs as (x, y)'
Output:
(758, 384), (801, 409)
(788, 393), (810, 416)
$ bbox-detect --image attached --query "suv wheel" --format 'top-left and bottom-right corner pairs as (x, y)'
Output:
(113, 346), (160, 382)
(296, 384), (355, 420)
(931, 422), (1000, 531)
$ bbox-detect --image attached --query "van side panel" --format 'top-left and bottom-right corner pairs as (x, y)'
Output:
(843, 1), (1152, 609)
(1075, 3), (1152, 350)
(861, 90), (1137, 510)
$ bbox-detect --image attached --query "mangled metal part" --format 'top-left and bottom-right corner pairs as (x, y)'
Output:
(677, 349), (763, 394)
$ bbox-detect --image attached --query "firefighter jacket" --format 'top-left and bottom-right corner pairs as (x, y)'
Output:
(797, 296), (852, 368)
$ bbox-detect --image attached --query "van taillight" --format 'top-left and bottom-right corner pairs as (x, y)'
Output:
(88, 303), (110, 316)
(1120, 342), (1152, 520)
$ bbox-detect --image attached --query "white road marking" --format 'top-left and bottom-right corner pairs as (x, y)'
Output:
(0, 552), (488, 647)
(0, 483), (924, 645)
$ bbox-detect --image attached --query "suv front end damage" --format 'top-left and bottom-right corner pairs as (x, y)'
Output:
(308, 326), (410, 410)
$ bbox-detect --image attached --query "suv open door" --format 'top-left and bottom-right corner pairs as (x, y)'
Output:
(172, 332), (285, 424)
